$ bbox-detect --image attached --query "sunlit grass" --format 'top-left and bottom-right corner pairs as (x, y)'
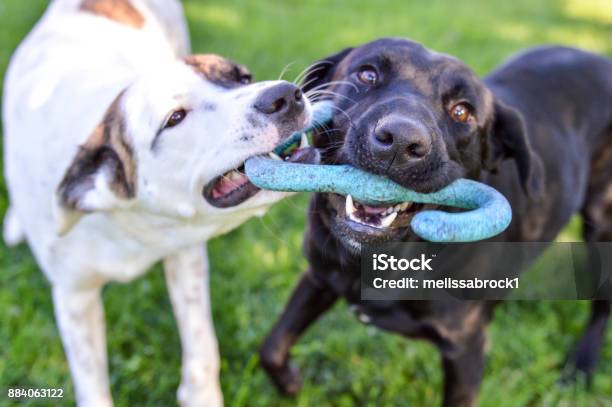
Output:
(183, 3), (242, 30)
(565, 0), (612, 24)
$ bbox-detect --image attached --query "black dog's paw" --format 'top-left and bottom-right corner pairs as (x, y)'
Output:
(275, 361), (303, 396)
(259, 353), (303, 396)
(560, 341), (600, 389)
(560, 367), (593, 390)
(560, 319), (610, 390)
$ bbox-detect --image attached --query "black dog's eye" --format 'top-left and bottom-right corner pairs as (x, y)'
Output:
(449, 102), (473, 123)
(357, 65), (378, 85)
(164, 109), (188, 129)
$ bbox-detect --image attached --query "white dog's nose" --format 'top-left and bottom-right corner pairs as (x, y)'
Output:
(254, 82), (304, 116)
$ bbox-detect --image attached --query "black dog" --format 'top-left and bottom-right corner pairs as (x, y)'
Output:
(259, 38), (612, 406)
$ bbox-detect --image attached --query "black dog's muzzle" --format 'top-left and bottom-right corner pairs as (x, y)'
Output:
(344, 97), (451, 192)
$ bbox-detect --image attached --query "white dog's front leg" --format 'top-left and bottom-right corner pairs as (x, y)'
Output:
(52, 285), (112, 407)
(164, 244), (223, 407)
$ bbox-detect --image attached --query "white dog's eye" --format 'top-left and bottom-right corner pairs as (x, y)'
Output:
(164, 109), (187, 129)
(239, 73), (252, 85)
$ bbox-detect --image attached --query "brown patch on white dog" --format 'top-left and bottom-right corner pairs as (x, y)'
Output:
(80, 0), (145, 29)
(184, 54), (251, 88)
(57, 90), (137, 213)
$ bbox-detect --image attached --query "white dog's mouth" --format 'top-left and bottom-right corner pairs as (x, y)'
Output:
(202, 164), (260, 208)
(203, 135), (317, 208)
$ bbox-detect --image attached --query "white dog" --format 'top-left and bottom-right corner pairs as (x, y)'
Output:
(2, 0), (312, 405)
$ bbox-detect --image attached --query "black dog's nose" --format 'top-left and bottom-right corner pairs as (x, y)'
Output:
(370, 118), (432, 165)
(254, 82), (304, 116)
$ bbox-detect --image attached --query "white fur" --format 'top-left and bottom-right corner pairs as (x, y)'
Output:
(2, 1), (310, 406)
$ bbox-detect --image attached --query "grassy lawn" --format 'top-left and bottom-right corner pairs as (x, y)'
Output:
(1, 0), (611, 405)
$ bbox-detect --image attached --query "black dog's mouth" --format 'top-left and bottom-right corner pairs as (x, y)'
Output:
(331, 193), (426, 229)
(203, 136), (317, 208)
(346, 194), (422, 229)
(326, 192), (438, 248)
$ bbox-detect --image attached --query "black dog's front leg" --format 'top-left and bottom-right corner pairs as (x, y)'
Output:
(563, 300), (610, 387)
(260, 270), (338, 395)
(441, 328), (487, 407)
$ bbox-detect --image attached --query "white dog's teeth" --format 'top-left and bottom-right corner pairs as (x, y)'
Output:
(300, 133), (309, 148)
(400, 202), (411, 211)
(268, 152), (282, 161)
(380, 212), (398, 228)
(345, 194), (356, 216)
(228, 170), (243, 181)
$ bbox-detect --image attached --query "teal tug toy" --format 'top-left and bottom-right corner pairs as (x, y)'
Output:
(245, 102), (512, 242)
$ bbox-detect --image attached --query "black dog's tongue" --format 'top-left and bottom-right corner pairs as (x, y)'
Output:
(286, 146), (320, 165)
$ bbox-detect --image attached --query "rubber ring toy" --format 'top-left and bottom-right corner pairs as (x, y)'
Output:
(245, 102), (512, 242)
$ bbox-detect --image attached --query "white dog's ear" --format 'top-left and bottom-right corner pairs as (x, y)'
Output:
(55, 91), (137, 235)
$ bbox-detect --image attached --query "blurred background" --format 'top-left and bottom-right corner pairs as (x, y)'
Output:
(1, 0), (611, 405)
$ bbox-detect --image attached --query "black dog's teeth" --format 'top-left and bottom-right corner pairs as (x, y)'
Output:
(344, 195), (413, 228)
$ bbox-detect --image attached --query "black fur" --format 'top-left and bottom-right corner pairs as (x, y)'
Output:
(261, 39), (612, 406)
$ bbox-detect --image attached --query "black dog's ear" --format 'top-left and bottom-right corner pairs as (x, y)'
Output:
(301, 47), (353, 93)
(485, 99), (545, 198)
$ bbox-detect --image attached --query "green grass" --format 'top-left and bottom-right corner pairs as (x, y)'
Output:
(1, 0), (612, 405)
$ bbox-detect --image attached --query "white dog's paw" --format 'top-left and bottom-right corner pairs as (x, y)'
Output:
(177, 361), (223, 407)
(177, 381), (223, 407)
(76, 392), (114, 407)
